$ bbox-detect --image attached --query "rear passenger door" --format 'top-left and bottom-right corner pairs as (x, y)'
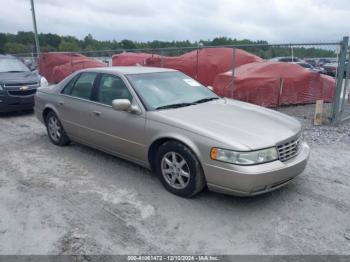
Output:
(58, 72), (98, 143)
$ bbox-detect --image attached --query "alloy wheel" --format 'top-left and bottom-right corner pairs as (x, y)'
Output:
(48, 115), (61, 142)
(161, 152), (190, 189)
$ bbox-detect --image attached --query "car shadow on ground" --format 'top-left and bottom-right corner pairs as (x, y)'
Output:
(65, 138), (299, 208)
(199, 183), (297, 206)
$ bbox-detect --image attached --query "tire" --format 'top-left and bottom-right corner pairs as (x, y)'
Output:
(155, 141), (206, 197)
(45, 111), (70, 146)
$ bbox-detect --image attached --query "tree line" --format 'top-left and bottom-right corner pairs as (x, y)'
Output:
(0, 31), (336, 59)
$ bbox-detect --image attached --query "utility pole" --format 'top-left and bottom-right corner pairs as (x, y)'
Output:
(30, 0), (40, 57)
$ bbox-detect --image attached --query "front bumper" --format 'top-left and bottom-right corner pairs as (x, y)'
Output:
(0, 90), (35, 113)
(203, 142), (310, 196)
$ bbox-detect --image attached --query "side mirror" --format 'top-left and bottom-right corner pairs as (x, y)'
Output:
(112, 99), (141, 114)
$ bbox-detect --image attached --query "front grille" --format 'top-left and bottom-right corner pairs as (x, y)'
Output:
(4, 82), (39, 88)
(277, 135), (302, 162)
(8, 89), (37, 96)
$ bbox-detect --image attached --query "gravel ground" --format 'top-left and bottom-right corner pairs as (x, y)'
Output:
(0, 106), (349, 255)
(278, 103), (350, 145)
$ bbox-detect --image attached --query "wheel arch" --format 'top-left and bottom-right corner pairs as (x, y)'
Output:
(42, 105), (59, 122)
(147, 135), (202, 171)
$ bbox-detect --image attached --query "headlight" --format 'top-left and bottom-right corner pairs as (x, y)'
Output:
(40, 76), (48, 87)
(210, 147), (278, 165)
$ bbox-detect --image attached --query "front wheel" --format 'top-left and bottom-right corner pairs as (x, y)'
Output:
(45, 111), (70, 146)
(155, 141), (205, 197)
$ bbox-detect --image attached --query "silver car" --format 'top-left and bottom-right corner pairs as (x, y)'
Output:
(34, 67), (310, 197)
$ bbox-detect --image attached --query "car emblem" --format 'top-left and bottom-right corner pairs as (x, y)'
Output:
(20, 86), (29, 91)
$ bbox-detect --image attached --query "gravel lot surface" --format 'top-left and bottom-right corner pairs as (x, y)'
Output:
(0, 105), (349, 255)
(278, 103), (350, 145)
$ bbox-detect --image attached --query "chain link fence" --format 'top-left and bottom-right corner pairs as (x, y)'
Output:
(11, 38), (350, 124)
(332, 37), (350, 123)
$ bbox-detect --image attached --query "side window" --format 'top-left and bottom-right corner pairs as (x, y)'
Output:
(61, 74), (79, 95)
(69, 72), (97, 100)
(96, 74), (132, 106)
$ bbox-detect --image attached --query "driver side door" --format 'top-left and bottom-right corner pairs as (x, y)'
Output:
(88, 73), (147, 164)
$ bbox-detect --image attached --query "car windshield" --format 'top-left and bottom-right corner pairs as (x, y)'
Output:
(300, 63), (311, 68)
(0, 58), (30, 73)
(127, 71), (218, 110)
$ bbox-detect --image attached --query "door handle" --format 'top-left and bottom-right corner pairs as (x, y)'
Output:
(58, 101), (64, 106)
(92, 111), (101, 116)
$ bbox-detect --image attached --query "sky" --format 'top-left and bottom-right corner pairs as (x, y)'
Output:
(0, 0), (350, 43)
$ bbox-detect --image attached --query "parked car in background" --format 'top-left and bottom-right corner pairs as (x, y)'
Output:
(0, 55), (48, 113)
(291, 62), (326, 74)
(316, 58), (337, 67)
(317, 58), (331, 66)
(323, 63), (337, 76)
(304, 59), (317, 67)
(35, 67), (310, 197)
(269, 57), (303, 62)
(323, 61), (349, 77)
(316, 58), (332, 66)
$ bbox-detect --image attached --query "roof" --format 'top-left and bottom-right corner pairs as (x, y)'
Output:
(82, 66), (177, 75)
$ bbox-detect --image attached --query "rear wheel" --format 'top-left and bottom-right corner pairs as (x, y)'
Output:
(45, 111), (70, 146)
(155, 141), (205, 197)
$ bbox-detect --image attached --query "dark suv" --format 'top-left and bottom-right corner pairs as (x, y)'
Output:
(0, 55), (47, 113)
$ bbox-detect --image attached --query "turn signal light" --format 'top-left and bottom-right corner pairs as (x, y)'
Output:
(210, 148), (218, 160)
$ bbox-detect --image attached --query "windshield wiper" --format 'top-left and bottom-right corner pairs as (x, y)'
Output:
(155, 97), (220, 110)
(155, 102), (195, 110)
(193, 97), (219, 104)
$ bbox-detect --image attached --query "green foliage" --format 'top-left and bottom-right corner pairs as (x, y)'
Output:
(0, 33), (7, 54)
(0, 31), (336, 59)
(4, 42), (29, 54)
(58, 40), (80, 51)
(41, 45), (58, 52)
(39, 33), (61, 49)
(16, 31), (35, 45)
(120, 39), (137, 49)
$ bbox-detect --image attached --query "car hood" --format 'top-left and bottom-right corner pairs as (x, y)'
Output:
(148, 98), (301, 151)
(0, 71), (40, 85)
